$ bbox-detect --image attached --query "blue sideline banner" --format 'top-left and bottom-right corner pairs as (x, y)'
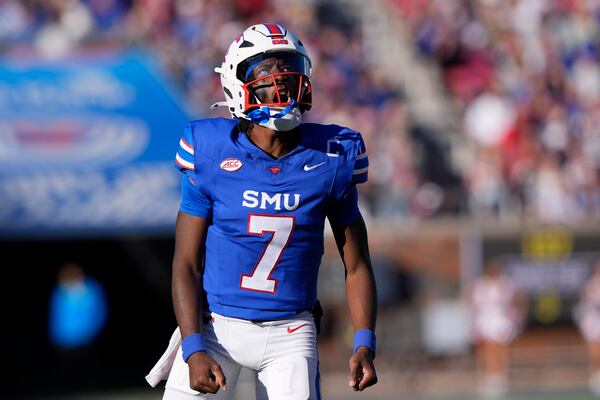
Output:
(0, 52), (190, 237)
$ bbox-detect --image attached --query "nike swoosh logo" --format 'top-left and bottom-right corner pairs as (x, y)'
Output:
(303, 162), (325, 171)
(287, 323), (308, 333)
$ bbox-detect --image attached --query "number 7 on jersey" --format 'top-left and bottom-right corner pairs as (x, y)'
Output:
(240, 214), (295, 293)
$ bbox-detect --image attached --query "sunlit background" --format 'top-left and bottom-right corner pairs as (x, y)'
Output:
(2, 0), (600, 399)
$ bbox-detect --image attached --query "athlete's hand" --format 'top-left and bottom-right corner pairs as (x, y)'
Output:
(188, 352), (227, 394)
(348, 347), (377, 391)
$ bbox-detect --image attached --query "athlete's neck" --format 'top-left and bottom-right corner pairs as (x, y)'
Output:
(247, 124), (301, 159)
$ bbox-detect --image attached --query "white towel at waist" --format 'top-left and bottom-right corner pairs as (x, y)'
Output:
(145, 328), (181, 387)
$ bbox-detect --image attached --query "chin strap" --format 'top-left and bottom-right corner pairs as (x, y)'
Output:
(210, 101), (228, 109)
(246, 99), (298, 124)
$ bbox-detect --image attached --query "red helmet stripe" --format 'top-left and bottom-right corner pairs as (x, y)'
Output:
(263, 23), (283, 36)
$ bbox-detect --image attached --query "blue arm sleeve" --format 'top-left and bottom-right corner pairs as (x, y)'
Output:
(179, 176), (212, 218)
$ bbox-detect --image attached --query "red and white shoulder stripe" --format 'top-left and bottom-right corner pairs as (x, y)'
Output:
(352, 149), (369, 184)
(175, 128), (195, 172)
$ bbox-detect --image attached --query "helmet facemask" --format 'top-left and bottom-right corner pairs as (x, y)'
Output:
(238, 52), (312, 113)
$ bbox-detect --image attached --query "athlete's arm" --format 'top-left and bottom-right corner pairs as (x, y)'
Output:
(331, 214), (378, 392)
(172, 211), (226, 394)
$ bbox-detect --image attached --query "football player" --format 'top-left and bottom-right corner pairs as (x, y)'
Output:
(147, 23), (377, 399)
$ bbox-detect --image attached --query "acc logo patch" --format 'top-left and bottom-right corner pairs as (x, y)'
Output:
(220, 158), (243, 172)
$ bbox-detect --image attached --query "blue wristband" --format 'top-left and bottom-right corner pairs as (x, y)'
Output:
(353, 329), (376, 358)
(181, 333), (206, 362)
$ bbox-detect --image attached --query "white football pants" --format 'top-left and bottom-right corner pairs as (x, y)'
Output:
(162, 312), (320, 400)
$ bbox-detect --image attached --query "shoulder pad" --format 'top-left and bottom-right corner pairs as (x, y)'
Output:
(175, 118), (239, 174)
(189, 118), (240, 160)
(301, 123), (368, 184)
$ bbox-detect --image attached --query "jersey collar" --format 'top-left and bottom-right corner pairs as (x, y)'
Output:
(238, 128), (306, 161)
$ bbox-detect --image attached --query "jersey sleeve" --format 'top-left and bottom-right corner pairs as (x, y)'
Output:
(174, 124), (213, 217)
(327, 185), (361, 226)
(179, 175), (212, 218)
(175, 125), (195, 176)
(327, 130), (368, 226)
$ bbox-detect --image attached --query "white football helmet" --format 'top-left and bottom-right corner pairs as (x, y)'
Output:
(213, 23), (312, 131)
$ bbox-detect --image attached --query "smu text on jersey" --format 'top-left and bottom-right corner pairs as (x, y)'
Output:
(242, 191), (301, 211)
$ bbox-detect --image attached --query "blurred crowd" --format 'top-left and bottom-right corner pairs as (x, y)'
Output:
(394, 0), (600, 223)
(3, 0), (600, 223)
(0, 0), (414, 220)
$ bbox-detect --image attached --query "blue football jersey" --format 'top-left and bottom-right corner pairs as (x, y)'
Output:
(174, 118), (369, 321)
